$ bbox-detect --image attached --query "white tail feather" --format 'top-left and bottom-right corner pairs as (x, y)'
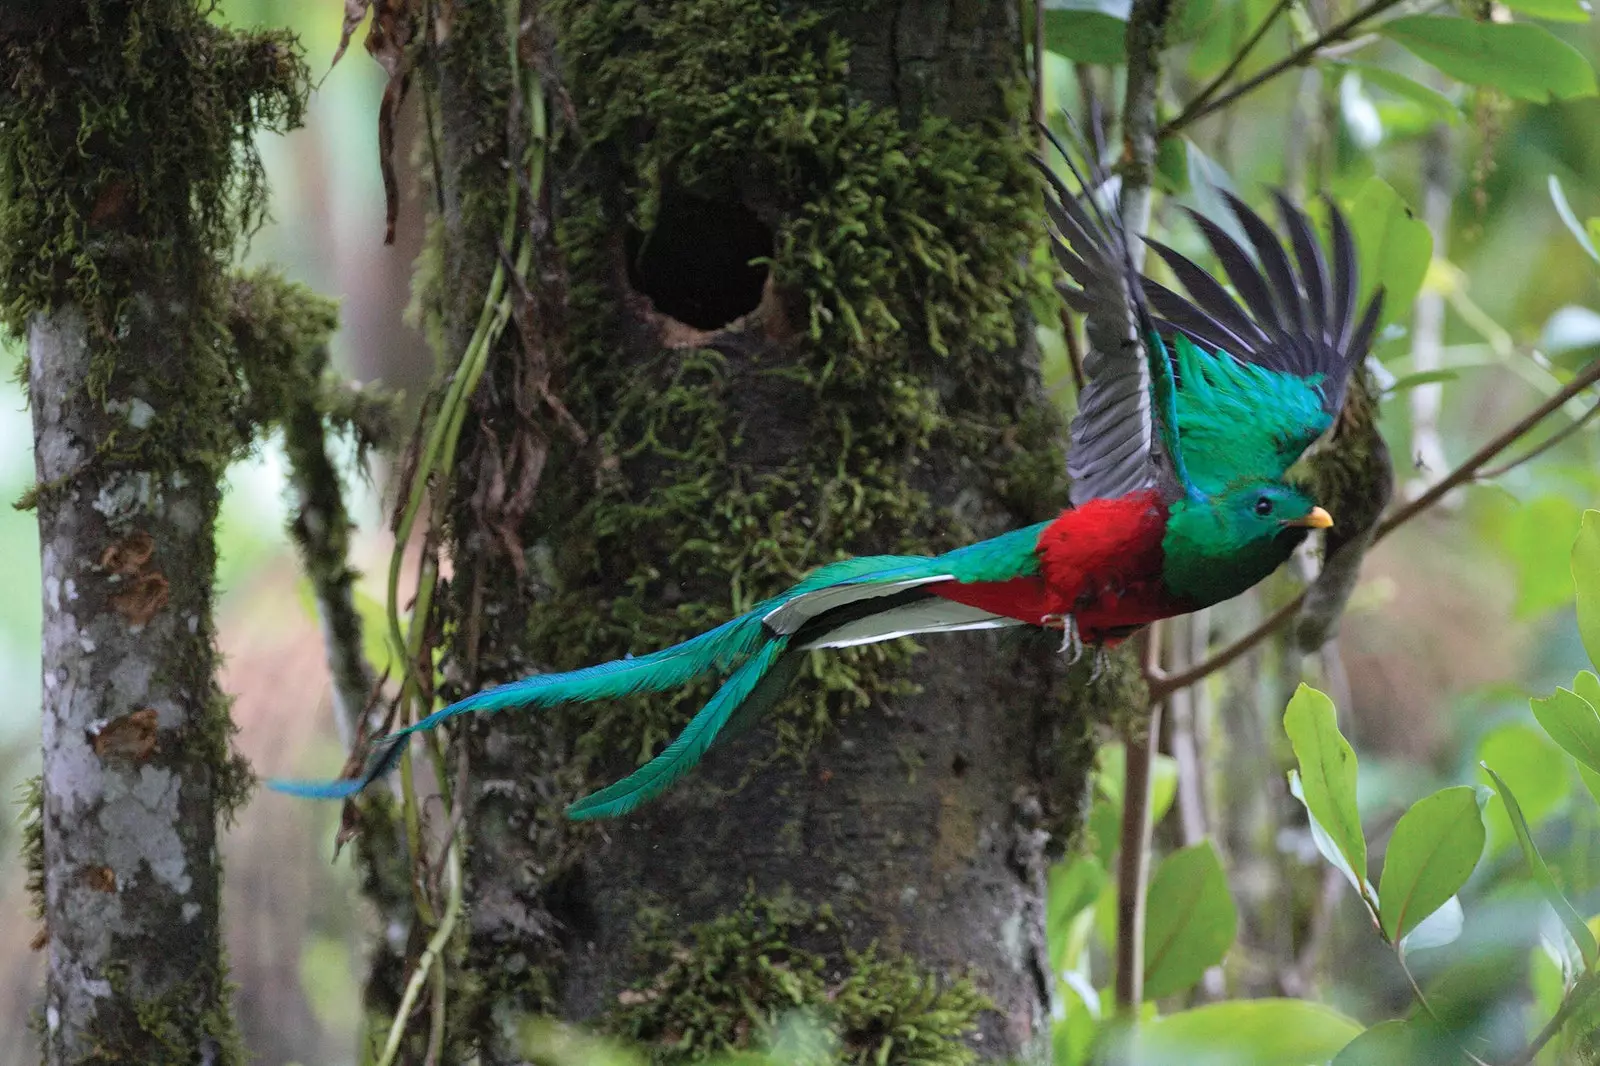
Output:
(801, 599), (1020, 650)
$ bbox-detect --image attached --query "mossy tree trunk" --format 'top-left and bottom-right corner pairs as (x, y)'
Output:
(0, 3), (308, 1062)
(413, 1), (1095, 1060)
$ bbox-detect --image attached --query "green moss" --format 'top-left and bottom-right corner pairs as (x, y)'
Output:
(530, 0), (1065, 777)
(84, 960), (246, 1066)
(0, 0), (309, 476)
(18, 775), (43, 929)
(606, 894), (988, 1065)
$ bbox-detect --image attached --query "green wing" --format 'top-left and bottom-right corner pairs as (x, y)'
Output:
(1143, 191), (1384, 489)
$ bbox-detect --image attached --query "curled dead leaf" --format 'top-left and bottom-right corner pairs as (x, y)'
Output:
(98, 530), (155, 577)
(331, 0), (420, 243)
(82, 865), (117, 893)
(90, 708), (160, 763)
(110, 572), (169, 626)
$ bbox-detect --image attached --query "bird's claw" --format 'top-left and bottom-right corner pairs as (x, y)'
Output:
(1087, 644), (1111, 684)
(1041, 614), (1083, 665)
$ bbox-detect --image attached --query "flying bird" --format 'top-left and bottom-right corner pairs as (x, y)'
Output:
(273, 143), (1383, 821)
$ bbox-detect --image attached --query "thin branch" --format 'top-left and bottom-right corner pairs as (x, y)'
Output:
(1153, 357), (1600, 699)
(1116, 702), (1164, 1012)
(1474, 401), (1600, 481)
(1112, 0), (1173, 1018)
(1158, 0), (1412, 139)
(1033, 0), (1048, 151)
(1506, 970), (1600, 1066)
(1396, 953), (1494, 1066)
(1162, 0), (1295, 136)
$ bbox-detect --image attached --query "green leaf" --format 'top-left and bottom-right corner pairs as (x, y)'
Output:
(1348, 177), (1432, 330)
(1491, 493), (1585, 618)
(1531, 687), (1600, 776)
(1502, 0), (1593, 22)
(1400, 894), (1464, 953)
(1574, 510), (1600, 670)
(1551, 175), (1600, 264)
(1283, 685), (1368, 885)
(1590, 219), (1600, 260)
(1044, 0), (1128, 64)
(1384, 369), (1460, 393)
(1048, 856), (1107, 973)
(1574, 674), (1600, 808)
(1289, 770), (1375, 907)
(1478, 723), (1570, 842)
(1332, 61), (1463, 125)
(1377, 787), (1485, 943)
(1131, 1000), (1364, 1065)
(1482, 763), (1600, 969)
(1380, 18), (1599, 103)
(1333, 1020), (1455, 1065)
(1143, 842), (1238, 1000)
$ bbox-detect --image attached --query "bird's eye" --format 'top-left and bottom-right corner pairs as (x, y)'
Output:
(1254, 496), (1274, 517)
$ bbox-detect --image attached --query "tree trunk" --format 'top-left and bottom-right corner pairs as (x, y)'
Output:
(1, 4), (307, 1061)
(413, 1), (1094, 1060)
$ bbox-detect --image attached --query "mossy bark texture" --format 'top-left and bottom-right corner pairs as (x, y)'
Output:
(417, 1), (1092, 1061)
(2, 3), (307, 1062)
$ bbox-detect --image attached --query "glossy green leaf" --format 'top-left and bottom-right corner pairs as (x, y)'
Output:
(1532, 687), (1600, 776)
(1380, 18), (1599, 103)
(1131, 1000), (1364, 1065)
(1332, 61), (1463, 125)
(1143, 842), (1238, 1000)
(1502, 0), (1593, 23)
(1378, 787), (1484, 943)
(1575, 674), (1600, 808)
(1289, 770), (1375, 909)
(1333, 1019), (1454, 1065)
(1283, 685), (1368, 885)
(1575, 510), (1600, 670)
(1494, 493), (1585, 618)
(1048, 856), (1107, 973)
(1348, 176), (1432, 330)
(1043, 0), (1127, 64)
(1590, 219), (1600, 260)
(1551, 175), (1600, 264)
(1479, 723), (1570, 841)
(1399, 894), (1464, 953)
(1482, 763), (1599, 968)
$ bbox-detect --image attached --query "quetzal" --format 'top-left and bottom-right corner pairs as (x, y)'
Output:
(273, 148), (1383, 821)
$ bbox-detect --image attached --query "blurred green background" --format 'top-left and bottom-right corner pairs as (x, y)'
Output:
(2, 1), (1599, 1063)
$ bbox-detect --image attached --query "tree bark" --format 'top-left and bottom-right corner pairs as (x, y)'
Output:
(410, 1), (1092, 1060)
(2, 4), (308, 1060)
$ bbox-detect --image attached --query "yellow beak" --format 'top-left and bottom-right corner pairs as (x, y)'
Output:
(1286, 506), (1334, 530)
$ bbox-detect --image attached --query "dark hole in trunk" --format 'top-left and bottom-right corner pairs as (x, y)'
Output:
(626, 189), (772, 330)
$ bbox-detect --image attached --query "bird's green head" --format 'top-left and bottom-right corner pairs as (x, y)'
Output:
(1160, 481), (1333, 607)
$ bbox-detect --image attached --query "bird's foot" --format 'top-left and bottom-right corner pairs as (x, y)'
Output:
(1087, 644), (1112, 684)
(1041, 614), (1083, 664)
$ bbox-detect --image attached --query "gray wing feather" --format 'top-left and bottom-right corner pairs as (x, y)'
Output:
(1037, 139), (1161, 507)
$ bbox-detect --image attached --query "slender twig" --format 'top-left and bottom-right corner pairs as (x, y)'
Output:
(1163, 0), (1295, 136)
(1153, 357), (1600, 699)
(1116, 700), (1163, 1012)
(1506, 970), (1600, 1066)
(1111, 0), (1173, 1019)
(374, 828), (464, 1066)
(1158, 0), (1412, 139)
(1475, 401), (1600, 482)
(1396, 953), (1494, 1066)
